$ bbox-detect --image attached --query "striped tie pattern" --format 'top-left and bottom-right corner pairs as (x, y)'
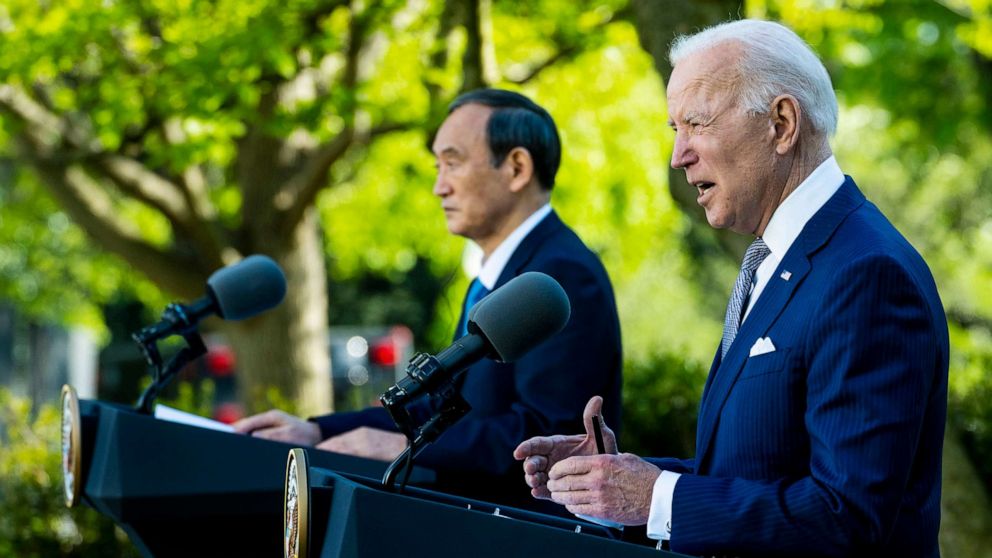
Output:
(721, 238), (771, 358)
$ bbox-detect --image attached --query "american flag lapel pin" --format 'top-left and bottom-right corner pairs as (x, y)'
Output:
(780, 270), (792, 281)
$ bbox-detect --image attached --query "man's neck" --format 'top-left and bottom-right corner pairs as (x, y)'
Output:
(780, 138), (832, 204)
(756, 139), (832, 236)
(478, 196), (550, 260)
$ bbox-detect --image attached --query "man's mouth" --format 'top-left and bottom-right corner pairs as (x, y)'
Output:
(693, 181), (715, 197)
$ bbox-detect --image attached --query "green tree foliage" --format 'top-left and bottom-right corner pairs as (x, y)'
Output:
(2, 0), (992, 548)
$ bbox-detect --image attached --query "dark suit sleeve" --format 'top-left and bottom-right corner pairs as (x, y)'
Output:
(645, 457), (695, 474)
(310, 407), (398, 440)
(413, 255), (622, 476)
(670, 255), (942, 557)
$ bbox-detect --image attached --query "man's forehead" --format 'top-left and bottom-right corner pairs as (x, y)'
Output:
(667, 48), (741, 116)
(433, 103), (492, 153)
(669, 42), (741, 90)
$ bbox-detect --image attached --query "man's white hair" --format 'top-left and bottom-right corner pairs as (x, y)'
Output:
(669, 19), (838, 137)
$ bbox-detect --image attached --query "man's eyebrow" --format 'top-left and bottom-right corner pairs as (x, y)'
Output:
(435, 146), (463, 158)
(682, 110), (708, 123)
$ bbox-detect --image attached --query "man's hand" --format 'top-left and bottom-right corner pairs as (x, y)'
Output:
(231, 410), (322, 446)
(316, 427), (407, 462)
(545, 452), (661, 526)
(513, 396), (618, 499)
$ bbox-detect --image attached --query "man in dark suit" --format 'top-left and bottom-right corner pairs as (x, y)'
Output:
(515, 20), (948, 556)
(235, 89), (622, 509)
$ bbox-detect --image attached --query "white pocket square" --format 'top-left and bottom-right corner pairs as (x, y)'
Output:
(749, 337), (776, 357)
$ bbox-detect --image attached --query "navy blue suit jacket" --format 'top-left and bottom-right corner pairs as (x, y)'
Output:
(314, 211), (623, 508)
(648, 178), (949, 557)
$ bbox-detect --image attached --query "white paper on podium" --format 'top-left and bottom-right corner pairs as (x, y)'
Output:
(154, 404), (235, 433)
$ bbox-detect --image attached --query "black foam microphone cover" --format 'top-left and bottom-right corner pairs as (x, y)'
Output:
(468, 271), (571, 362)
(207, 255), (287, 320)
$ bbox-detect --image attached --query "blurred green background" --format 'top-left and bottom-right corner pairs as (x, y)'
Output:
(1, 0), (990, 555)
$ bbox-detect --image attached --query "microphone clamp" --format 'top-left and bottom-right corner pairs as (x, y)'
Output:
(380, 352), (444, 438)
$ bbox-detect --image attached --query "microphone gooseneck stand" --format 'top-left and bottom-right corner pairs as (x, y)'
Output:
(380, 353), (473, 492)
(133, 302), (208, 415)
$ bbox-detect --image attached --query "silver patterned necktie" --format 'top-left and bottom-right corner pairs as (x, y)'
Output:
(721, 237), (771, 358)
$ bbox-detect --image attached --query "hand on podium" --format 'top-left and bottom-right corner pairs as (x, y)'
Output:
(514, 396), (661, 526)
(316, 426), (406, 461)
(232, 410), (322, 445)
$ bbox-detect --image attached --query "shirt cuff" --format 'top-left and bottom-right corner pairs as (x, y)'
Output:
(646, 471), (680, 541)
(575, 513), (625, 530)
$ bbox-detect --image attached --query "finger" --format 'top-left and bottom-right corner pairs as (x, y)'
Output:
(547, 476), (582, 493)
(247, 427), (281, 441)
(524, 471), (548, 489)
(232, 410), (285, 434)
(548, 456), (596, 480)
(531, 486), (552, 500)
(514, 436), (555, 460)
(580, 396), (604, 439)
(523, 455), (548, 475)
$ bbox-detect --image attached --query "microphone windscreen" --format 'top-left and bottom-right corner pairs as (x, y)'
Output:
(468, 271), (571, 362)
(207, 255), (287, 320)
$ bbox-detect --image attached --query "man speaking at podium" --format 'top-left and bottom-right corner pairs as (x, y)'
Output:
(515, 20), (948, 557)
(235, 89), (623, 509)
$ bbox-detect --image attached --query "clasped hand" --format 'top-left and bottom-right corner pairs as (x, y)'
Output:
(232, 410), (405, 461)
(513, 396), (661, 526)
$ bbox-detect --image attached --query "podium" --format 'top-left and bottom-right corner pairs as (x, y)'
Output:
(61, 387), (433, 557)
(286, 449), (690, 558)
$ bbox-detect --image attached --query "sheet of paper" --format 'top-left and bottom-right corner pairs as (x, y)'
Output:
(154, 404), (235, 433)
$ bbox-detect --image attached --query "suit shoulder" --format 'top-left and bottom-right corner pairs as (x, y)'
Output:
(528, 233), (614, 294)
(828, 202), (932, 277)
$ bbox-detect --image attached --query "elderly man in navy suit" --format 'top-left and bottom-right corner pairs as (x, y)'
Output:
(235, 89), (623, 509)
(515, 19), (948, 557)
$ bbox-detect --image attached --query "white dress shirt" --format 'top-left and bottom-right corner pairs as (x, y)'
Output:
(645, 156), (845, 541)
(472, 204), (553, 289)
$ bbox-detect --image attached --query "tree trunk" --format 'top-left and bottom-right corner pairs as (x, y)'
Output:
(223, 207), (331, 416)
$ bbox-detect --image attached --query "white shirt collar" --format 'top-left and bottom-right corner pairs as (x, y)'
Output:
(760, 156), (844, 260)
(474, 204), (553, 290)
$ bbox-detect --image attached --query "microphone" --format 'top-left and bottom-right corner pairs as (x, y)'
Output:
(133, 255), (287, 345)
(381, 271), (571, 408)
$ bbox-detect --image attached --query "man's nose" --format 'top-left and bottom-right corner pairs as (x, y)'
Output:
(670, 135), (697, 169)
(433, 173), (449, 196)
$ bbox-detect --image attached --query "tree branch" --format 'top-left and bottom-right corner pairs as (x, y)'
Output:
(1, 83), (217, 293)
(272, 2), (374, 233)
(506, 5), (631, 86)
(460, 0), (487, 92)
(278, 121), (416, 232)
(1, 84), (192, 224)
(29, 154), (205, 298)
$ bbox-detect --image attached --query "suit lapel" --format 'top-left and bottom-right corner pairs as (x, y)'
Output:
(694, 178), (866, 467)
(493, 210), (564, 288)
(456, 211), (563, 391)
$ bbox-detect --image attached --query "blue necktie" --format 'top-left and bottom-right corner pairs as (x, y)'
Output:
(456, 278), (490, 338)
(721, 238), (771, 358)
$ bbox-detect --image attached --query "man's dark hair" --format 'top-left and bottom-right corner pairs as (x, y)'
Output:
(448, 88), (561, 190)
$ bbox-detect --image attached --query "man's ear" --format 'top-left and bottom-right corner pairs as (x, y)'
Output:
(505, 147), (536, 192)
(771, 95), (801, 155)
